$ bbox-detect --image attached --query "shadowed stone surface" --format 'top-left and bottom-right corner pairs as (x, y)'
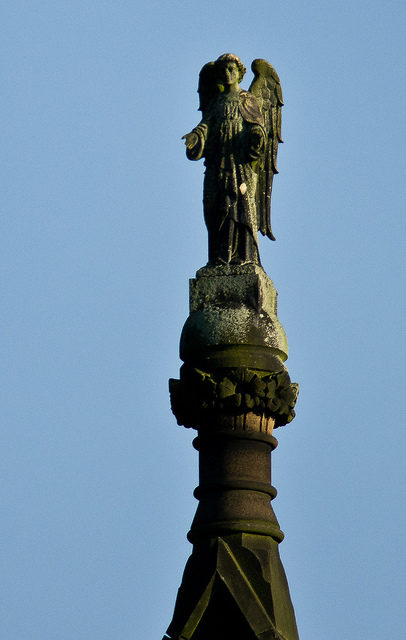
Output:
(165, 534), (298, 640)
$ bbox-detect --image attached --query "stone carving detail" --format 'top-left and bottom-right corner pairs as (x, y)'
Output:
(169, 366), (298, 429)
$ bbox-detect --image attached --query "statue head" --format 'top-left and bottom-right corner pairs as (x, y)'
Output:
(215, 53), (246, 83)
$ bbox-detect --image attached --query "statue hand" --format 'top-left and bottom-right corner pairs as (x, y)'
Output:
(182, 132), (199, 150)
(247, 125), (265, 160)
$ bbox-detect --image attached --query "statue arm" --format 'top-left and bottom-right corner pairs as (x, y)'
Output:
(182, 121), (208, 161)
(247, 124), (266, 162)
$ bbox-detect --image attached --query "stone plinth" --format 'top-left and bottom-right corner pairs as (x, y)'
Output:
(181, 264), (288, 371)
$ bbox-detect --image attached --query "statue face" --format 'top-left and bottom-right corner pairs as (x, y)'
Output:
(219, 61), (239, 86)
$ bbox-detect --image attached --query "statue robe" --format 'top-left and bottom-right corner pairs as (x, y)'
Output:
(187, 90), (265, 264)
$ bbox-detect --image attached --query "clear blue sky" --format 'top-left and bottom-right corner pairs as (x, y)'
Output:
(2, 2), (405, 639)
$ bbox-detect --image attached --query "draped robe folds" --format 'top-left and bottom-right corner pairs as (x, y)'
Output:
(187, 90), (266, 265)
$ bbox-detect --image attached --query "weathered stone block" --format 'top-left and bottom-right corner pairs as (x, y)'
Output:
(180, 264), (288, 367)
(191, 264), (278, 316)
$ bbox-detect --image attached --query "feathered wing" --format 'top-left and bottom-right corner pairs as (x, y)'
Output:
(249, 59), (283, 241)
(197, 61), (221, 114)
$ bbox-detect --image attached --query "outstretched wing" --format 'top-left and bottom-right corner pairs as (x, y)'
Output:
(249, 59), (283, 241)
(197, 61), (221, 114)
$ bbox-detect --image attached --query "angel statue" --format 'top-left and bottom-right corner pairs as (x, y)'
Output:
(183, 53), (283, 266)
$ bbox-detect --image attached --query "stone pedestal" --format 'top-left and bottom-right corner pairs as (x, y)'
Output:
(165, 264), (299, 640)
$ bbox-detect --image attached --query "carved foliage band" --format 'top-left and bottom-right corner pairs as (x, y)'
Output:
(169, 366), (298, 429)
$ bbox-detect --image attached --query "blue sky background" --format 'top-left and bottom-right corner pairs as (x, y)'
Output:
(2, 2), (405, 638)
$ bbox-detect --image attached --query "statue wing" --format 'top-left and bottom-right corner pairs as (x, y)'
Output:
(249, 59), (283, 241)
(197, 61), (221, 114)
